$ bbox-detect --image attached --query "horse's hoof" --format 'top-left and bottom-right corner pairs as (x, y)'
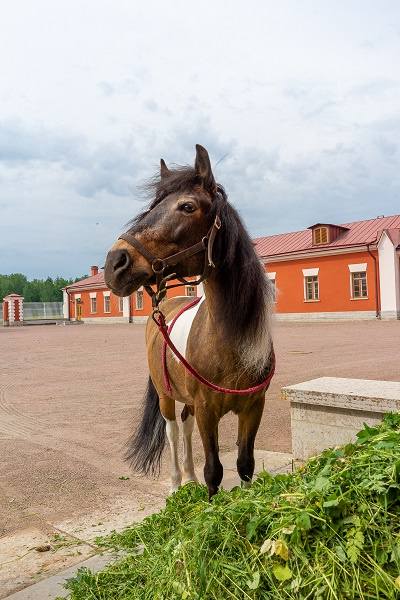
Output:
(208, 486), (219, 501)
(241, 480), (252, 489)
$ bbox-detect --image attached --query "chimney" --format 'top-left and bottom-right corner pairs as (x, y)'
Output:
(91, 266), (99, 276)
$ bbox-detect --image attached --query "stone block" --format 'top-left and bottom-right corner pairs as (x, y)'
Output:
(282, 377), (400, 461)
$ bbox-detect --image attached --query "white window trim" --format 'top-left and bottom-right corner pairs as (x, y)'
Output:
(266, 272), (276, 280)
(348, 263), (367, 273)
(89, 292), (97, 299)
(302, 268), (319, 277)
(103, 291), (111, 296)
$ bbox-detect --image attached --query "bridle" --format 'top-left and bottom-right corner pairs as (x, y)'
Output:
(118, 214), (221, 308)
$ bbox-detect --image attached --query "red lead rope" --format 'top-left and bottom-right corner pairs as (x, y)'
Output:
(158, 298), (276, 396)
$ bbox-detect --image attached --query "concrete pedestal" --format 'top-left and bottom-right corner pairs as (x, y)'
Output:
(282, 377), (400, 461)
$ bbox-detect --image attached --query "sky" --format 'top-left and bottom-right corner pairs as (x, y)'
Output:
(0, 0), (399, 280)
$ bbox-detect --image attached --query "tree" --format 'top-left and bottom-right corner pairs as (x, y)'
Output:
(0, 273), (89, 303)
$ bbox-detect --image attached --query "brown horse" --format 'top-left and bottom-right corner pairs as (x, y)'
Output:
(104, 145), (275, 499)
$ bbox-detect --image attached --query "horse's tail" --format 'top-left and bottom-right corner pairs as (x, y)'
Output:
(125, 376), (166, 477)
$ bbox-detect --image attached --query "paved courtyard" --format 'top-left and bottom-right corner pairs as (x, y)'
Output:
(0, 319), (399, 597)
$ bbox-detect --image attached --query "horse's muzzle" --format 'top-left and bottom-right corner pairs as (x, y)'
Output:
(104, 248), (150, 296)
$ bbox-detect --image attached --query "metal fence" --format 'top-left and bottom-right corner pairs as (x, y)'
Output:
(23, 302), (64, 320)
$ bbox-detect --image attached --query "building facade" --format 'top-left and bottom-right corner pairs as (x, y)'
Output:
(63, 215), (400, 322)
(256, 215), (400, 320)
(62, 266), (199, 323)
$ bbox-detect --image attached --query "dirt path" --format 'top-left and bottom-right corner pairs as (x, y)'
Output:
(0, 319), (399, 596)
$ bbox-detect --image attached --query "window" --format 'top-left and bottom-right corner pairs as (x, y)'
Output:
(266, 272), (276, 302)
(313, 227), (328, 245)
(136, 290), (144, 310)
(186, 286), (196, 297)
(90, 297), (97, 313)
(305, 276), (319, 301)
(270, 280), (276, 302)
(104, 295), (111, 313)
(118, 297), (123, 313)
(351, 272), (367, 298)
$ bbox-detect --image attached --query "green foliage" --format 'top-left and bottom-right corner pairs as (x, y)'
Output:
(0, 273), (87, 302)
(62, 414), (400, 599)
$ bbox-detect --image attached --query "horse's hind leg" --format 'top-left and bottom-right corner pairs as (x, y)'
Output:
(237, 396), (266, 487)
(160, 395), (182, 494)
(181, 405), (198, 485)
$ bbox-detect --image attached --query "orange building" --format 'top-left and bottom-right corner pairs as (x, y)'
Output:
(63, 215), (400, 322)
(256, 215), (400, 320)
(62, 266), (199, 323)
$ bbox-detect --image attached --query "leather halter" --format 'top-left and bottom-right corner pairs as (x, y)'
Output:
(118, 215), (221, 307)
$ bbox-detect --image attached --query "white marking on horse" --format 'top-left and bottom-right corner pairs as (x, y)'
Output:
(182, 414), (198, 484)
(167, 296), (205, 362)
(165, 419), (181, 494)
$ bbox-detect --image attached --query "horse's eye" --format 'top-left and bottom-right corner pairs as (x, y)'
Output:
(180, 203), (196, 214)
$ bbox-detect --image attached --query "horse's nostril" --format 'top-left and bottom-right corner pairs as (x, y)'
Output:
(113, 249), (131, 273)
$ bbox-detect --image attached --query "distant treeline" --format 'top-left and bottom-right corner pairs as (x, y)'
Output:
(0, 273), (88, 302)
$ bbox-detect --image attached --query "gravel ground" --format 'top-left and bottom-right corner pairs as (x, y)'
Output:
(0, 319), (399, 595)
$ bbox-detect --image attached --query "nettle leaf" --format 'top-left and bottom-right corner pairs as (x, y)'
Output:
(246, 570), (260, 590)
(356, 423), (379, 443)
(313, 477), (330, 492)
(323, 497), (339, 508)
(335, 544), (347, 562)
(246, 515), (260, 541)
(390, 542), (400, 563)
(272, 563), (293, 582)
(296, 511), (312, 531)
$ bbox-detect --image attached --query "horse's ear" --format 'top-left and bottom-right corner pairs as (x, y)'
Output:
(160, 158), (170, 180)
(195, 144), (217, 195)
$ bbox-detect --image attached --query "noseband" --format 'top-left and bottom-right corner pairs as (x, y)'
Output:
(118, 214), (221, 307)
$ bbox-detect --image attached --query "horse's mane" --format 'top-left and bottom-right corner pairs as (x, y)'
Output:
(208, 187), (274, 375)
(131, 164), (274, 375)
(128, 166), (205, 229)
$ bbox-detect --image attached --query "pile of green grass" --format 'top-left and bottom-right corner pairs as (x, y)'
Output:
(62, 414), (400, 599)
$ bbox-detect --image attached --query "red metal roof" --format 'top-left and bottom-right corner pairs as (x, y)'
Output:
(3, 293), (24, 298)
(64, 272), (106, 290)
(254, 215), (400, 258)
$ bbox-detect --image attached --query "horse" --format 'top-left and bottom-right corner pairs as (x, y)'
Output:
(104, 144), (275, 499)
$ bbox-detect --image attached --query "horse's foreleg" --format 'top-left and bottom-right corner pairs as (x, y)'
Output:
(160, 395), (181, 494)
(237, 395), (266, 487)
(181, 405), (198, 485)
(195, 405), (223, 500)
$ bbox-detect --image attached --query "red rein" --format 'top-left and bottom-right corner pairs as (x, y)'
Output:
(158, 297), (276, 396)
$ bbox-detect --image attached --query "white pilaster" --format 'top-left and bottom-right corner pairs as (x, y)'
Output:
(378, 232), (400, 319)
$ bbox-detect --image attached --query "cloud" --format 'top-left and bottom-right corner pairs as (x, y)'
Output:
(0, 1), (399, 279)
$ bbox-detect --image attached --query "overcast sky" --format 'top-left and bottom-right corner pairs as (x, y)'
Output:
(1, 1), (399, 280)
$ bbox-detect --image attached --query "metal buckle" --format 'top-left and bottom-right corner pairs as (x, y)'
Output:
(151, 259), (165, 274)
